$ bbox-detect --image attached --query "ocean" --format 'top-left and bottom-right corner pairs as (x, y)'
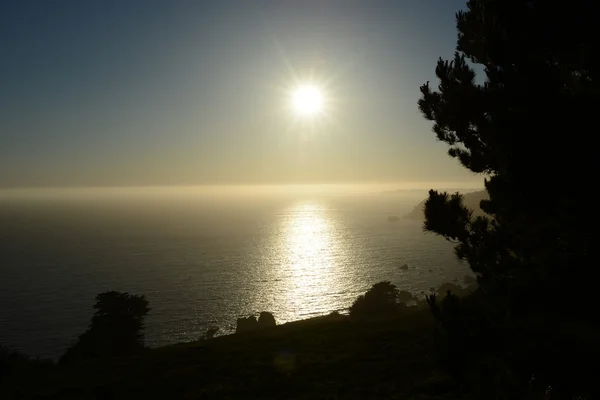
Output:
(0, 186), (471, 359)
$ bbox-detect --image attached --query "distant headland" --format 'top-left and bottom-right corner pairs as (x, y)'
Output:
(404, 190), (488, 220)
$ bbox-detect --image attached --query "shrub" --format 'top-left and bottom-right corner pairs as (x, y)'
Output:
(60, 291), (150, 364)
(0, 344), (53, 387)
(202, 327), (219, 340)
(0, 344), (29, 382)
(349, 281), (403, 320)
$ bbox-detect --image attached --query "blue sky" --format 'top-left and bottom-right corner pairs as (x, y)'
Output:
(0, 0), (480, 188)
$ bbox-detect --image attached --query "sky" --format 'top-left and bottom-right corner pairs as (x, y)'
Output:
(0, 0), (480, 188)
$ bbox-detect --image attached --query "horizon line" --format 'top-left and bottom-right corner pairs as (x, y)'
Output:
(0, 182), (484, 191)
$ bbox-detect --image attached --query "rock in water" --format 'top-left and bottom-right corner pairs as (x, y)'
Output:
(436, 282), (465, 297)
(398, 290), (414, 304)
(203, 327), (219, 340)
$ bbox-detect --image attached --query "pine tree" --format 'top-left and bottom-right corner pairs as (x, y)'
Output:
(60, 291), (150, 363)
(418, 0), (595, 316)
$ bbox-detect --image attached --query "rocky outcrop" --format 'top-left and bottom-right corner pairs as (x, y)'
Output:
(236, 312), (277, 334)
(257, 312), (276, 328)
(235, 315), (258, 333)
(397, 290), (415, 304)
(202, 327), (219, 340)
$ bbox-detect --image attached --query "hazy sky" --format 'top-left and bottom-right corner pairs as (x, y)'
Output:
(0, 0), (480, 188)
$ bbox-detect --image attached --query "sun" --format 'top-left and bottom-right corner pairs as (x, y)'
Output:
(291, 84), (325, 117)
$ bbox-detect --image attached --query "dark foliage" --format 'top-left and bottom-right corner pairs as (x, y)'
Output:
(425, 292), (519, 398)
(1, 344), (35, 382)
(418, 1), (598, 397)
(1, 344), (54, 398)
(59, 291), (150, 364)
(349, 281), (404, 320)
(1, 308), (440, 400)
(406, 190), (488, 220)
(418, 0), (595, 314)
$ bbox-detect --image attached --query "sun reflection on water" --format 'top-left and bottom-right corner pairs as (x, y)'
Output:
(279, 201), (344, 319)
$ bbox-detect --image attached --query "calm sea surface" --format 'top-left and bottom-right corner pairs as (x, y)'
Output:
(0, 188), (471, 359)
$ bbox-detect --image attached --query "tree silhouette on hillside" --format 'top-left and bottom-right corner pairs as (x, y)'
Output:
(418, 0), (595, 316)
(417, 1), (597, 397)
(350, 281), (405, 320)
(60, 291), (150, 364)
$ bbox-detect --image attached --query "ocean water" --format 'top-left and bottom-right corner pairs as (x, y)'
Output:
(0, 187), (471, 359)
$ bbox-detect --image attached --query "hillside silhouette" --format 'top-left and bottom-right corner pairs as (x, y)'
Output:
(3, 280), (595, 399)
(1, 282), (476, 399)
(2, 0), (598, 398)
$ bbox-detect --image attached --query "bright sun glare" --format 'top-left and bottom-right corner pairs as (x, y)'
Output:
(291, 84), (325, 117)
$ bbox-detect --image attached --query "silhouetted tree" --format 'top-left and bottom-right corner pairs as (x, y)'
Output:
(1, 344), (30, 382)
(418, 1), (598, 397)
(60, 291), (150, 364)
(350, 281), (403, 320)
(1, 344), (54, 399)
(418, 0), (595, 316)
